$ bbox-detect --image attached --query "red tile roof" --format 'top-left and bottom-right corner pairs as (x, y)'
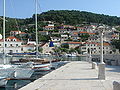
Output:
(10, 30), (20, 32)
(80, 31), (88, 34)
(79, 32), (95, 35)
(84, 42), (110, 46)
(84, 42), (97, 44)
(67, 42), (82, 44)
(19, 32), (26, 34)
(96, 43), (110, 46)
(88, 33), (95, 35)
(77, 27), (85, 29)
(73, 32), (78, 35)
(6, 36), (21, 42)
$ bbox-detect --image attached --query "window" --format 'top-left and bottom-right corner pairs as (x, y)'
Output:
(7, 39), (10, 41)
(13, 39), (16, 41)
(21, 48), (23, 51)
(16, 44), (18, 47)
(82, 47), (86, 49)
(10, 44), (13, 47)
(5, 44), (7, 47)
(9, 50), (13, 53)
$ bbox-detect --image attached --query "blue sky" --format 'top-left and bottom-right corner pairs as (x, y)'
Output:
(0, 0), (120, 18)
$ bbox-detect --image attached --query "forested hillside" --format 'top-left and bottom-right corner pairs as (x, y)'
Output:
(1, 10), (120, 35)
(37, 10), (120, 25)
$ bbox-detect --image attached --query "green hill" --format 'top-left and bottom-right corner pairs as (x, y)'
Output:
(36, 10), (120, 25)
(1, 10), (120, 35)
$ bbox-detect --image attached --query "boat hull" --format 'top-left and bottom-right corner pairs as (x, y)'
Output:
(0, 78), (7, 87)
(33, 63), (50, 71)
(14, 68), (34, 79)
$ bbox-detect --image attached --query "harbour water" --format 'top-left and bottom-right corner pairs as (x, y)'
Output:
(0, 55), (86, 90)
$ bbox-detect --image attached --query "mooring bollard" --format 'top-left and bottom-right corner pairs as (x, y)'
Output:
(92, 62), (97, 69)
(113, 81), (120, 90)
(98, 63), (105, 80)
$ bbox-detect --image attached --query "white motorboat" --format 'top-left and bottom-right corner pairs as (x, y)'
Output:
(0, 0), (34, 81)
(0, 65), (15, 87)
(0, 77), (8, 87)
(65, 53), (77, 57)
(13, 68), (34, 79)
(31, 63), (51, 71)
(0, 64), (34, 79)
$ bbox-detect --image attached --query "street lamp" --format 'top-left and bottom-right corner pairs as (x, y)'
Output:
(98, 25), (105, 80)
(89, 42), (92, 63)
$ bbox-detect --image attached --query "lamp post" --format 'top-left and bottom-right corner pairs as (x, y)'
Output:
(89, 42), (92, 63)
(98, 25), (105, 80)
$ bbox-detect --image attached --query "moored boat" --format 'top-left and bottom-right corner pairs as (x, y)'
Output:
(0, 77), (8, 87)
(0, 64), (34, 79)
(32, 63), (51, 71)
(65, 53), (77, 57)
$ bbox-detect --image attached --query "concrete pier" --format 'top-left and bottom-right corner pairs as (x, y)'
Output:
(19, 61), (120, 90)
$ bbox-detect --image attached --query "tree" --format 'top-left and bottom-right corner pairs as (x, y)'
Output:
(38, 34), (50, 42)
(111, 39), (120, 51)
(61, 43), (69, 49)
(69, 48), (76, 53)
(78, 33), (90, 41)
(38, 47), (43, 53)
(75, 46), (82, 54)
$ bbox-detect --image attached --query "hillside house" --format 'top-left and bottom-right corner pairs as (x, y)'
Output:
(43, 26), (54, 30)
(0, 36), (22, 53)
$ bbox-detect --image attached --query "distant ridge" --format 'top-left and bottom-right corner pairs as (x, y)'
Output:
(35, 10), (120, 25)
(1, 10), (120, 34)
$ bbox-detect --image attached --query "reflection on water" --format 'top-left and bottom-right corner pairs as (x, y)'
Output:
(0, 55), (86, 90)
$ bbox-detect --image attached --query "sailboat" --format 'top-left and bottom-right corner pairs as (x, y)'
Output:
(20, 0), (51, 71)
(19, 0), (61, 71)
(0, 0), (15, 86)
(0, 0), (34, 81)
(4, 0), (51, 72)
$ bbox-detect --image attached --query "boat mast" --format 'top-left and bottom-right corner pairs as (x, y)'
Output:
(35, 0), (39, 58)
(3, 0), (6, 64)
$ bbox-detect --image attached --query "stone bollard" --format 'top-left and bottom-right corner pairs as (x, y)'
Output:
(98, 63), (105, 80)
(113, 81), (120, 90)
(92, 62), (97, 69)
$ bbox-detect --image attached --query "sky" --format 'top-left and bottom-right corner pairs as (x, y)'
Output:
(0, 0), (120, 19)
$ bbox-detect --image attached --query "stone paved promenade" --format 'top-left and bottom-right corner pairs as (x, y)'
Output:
(19, 61), (120, 90)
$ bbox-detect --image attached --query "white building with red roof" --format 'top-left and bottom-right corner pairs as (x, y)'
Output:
(77, 27), (86, 31)
(43, 26), (54, 30)
(0, 36), (22, 53)
(10, 30), (26, 36)
(80, 42), (113, 55)
(66, 42), (82, 48)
